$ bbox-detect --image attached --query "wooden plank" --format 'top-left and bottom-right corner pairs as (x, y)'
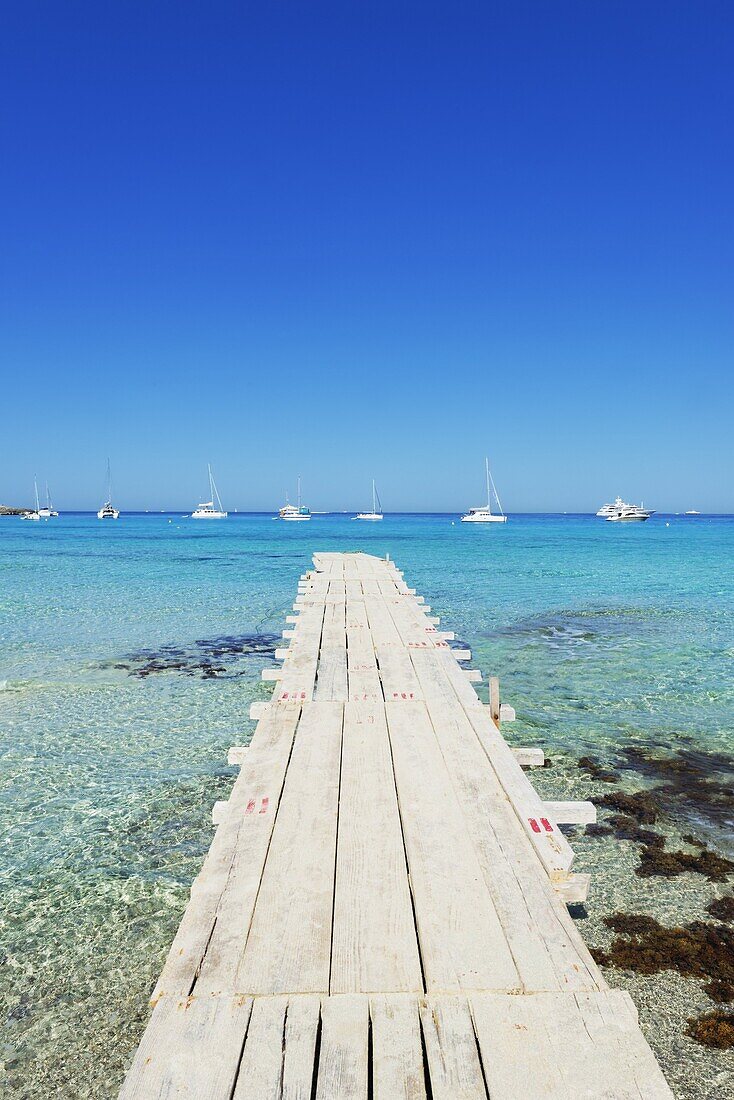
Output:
(363, 596), (403, 646)
(316, 646), (349, 700)
(419, 997), (487, 1099)
(154, 703), (301, 999)
(424, 697), (600, 992)
(577, 991), (674, 1099)
(410, 648), (482, 711)
(275, 603), (326, 702)
(316, 601), (348, 700)
(231, 994), (321, 1098)
(461, 705), (574, 882)
(385, 700), (520, 992)
(232, 995), (288, 1097)
(370, 995), (426, 1100)
(232, 702), (343, 994)
(331, 702), (422, 994)
(119, 995), (252, 1099)
(376, 645), (423, 701)
(347, 597), (381, 701)
(282, 996), (322, 1099)
(471, 991), (674, 1099)
(316, 995), (369, 1100)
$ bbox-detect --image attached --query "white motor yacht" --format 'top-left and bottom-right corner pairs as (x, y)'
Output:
(191, 465), (227, 518)
(279, 477), (311, 520)
(355, 480), (383, 520)
(596, 497), (628, 517)
(461, 458), (507, 523)
(606, 502), (654, 522)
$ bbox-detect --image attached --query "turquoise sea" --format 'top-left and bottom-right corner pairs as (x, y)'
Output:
(1, 513), (733, 1098)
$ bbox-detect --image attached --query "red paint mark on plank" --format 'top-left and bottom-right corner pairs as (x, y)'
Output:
(246, 800), (256, 815)
(541, 818), (553, 832)
(529, 818), (541, 833)
(260, 798), (269, 814)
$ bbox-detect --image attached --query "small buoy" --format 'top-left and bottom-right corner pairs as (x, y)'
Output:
(665, 522), (670, 527)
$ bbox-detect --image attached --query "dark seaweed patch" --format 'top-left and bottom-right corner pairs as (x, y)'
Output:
(636, 845), (734, 882)
(592, 913), (734, 1008)
(597, 790), (659, 824)
(686, 1010), (734, 1049)
(616, 747), (734, 832)
(707, 896), (734, 923)
(578, 756), (620, 783)
(99, 633), (279, 679)
(585, 823), (614, 838)
(586, 786), (733, 880)
(606, 814), (665, 847)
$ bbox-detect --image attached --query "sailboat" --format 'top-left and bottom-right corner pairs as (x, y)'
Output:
(98, 460), (120, 519)
(21, 478), (44, 521)
(354, 480), (383, 521)
(461, 457), (507, 523)
(279, 477), (310, 520)
(38, 482), (58, 519)
(191, 464), (227, 519)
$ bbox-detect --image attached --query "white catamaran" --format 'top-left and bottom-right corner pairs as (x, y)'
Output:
(354, 479), (383, 521)
(279, 477), (311, 520)
(98, 460), (120, 519)
(191, 464), (227, 519)
(461, 457), (507, 523)
(21, 478), (44, 521)
(38, 482), (58, 519)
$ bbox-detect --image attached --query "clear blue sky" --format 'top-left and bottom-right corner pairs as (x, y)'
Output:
(1, 1), (732, 512)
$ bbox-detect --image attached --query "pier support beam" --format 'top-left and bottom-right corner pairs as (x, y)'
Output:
(511, 746), (545, 767)
(544, 800), (597, 825)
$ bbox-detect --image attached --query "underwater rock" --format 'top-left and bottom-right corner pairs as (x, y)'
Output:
(685, 1010), (734, 1049)
(578, 756), (620, 783)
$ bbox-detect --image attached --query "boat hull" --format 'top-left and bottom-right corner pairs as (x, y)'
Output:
(461, 514), (507, 523)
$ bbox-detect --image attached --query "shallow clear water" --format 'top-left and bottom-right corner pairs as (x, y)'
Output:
(1, 512), (733, 1097)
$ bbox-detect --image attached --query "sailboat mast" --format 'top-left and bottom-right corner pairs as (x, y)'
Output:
(297, 477), (301, 510)
(488, 466), (505, 517)
(485, 457), (491, 513)
(372, 479), (376, 514)
(34, 477), (40, 512)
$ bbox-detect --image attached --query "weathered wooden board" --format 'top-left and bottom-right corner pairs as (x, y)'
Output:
(119, 994), (252, 1099)
(233, 702), (343, 994)
(331, 702), (422, 994)
(385, 700), (520, 992)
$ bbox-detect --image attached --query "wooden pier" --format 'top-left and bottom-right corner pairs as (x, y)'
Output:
(120, 553), (672, 1099)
